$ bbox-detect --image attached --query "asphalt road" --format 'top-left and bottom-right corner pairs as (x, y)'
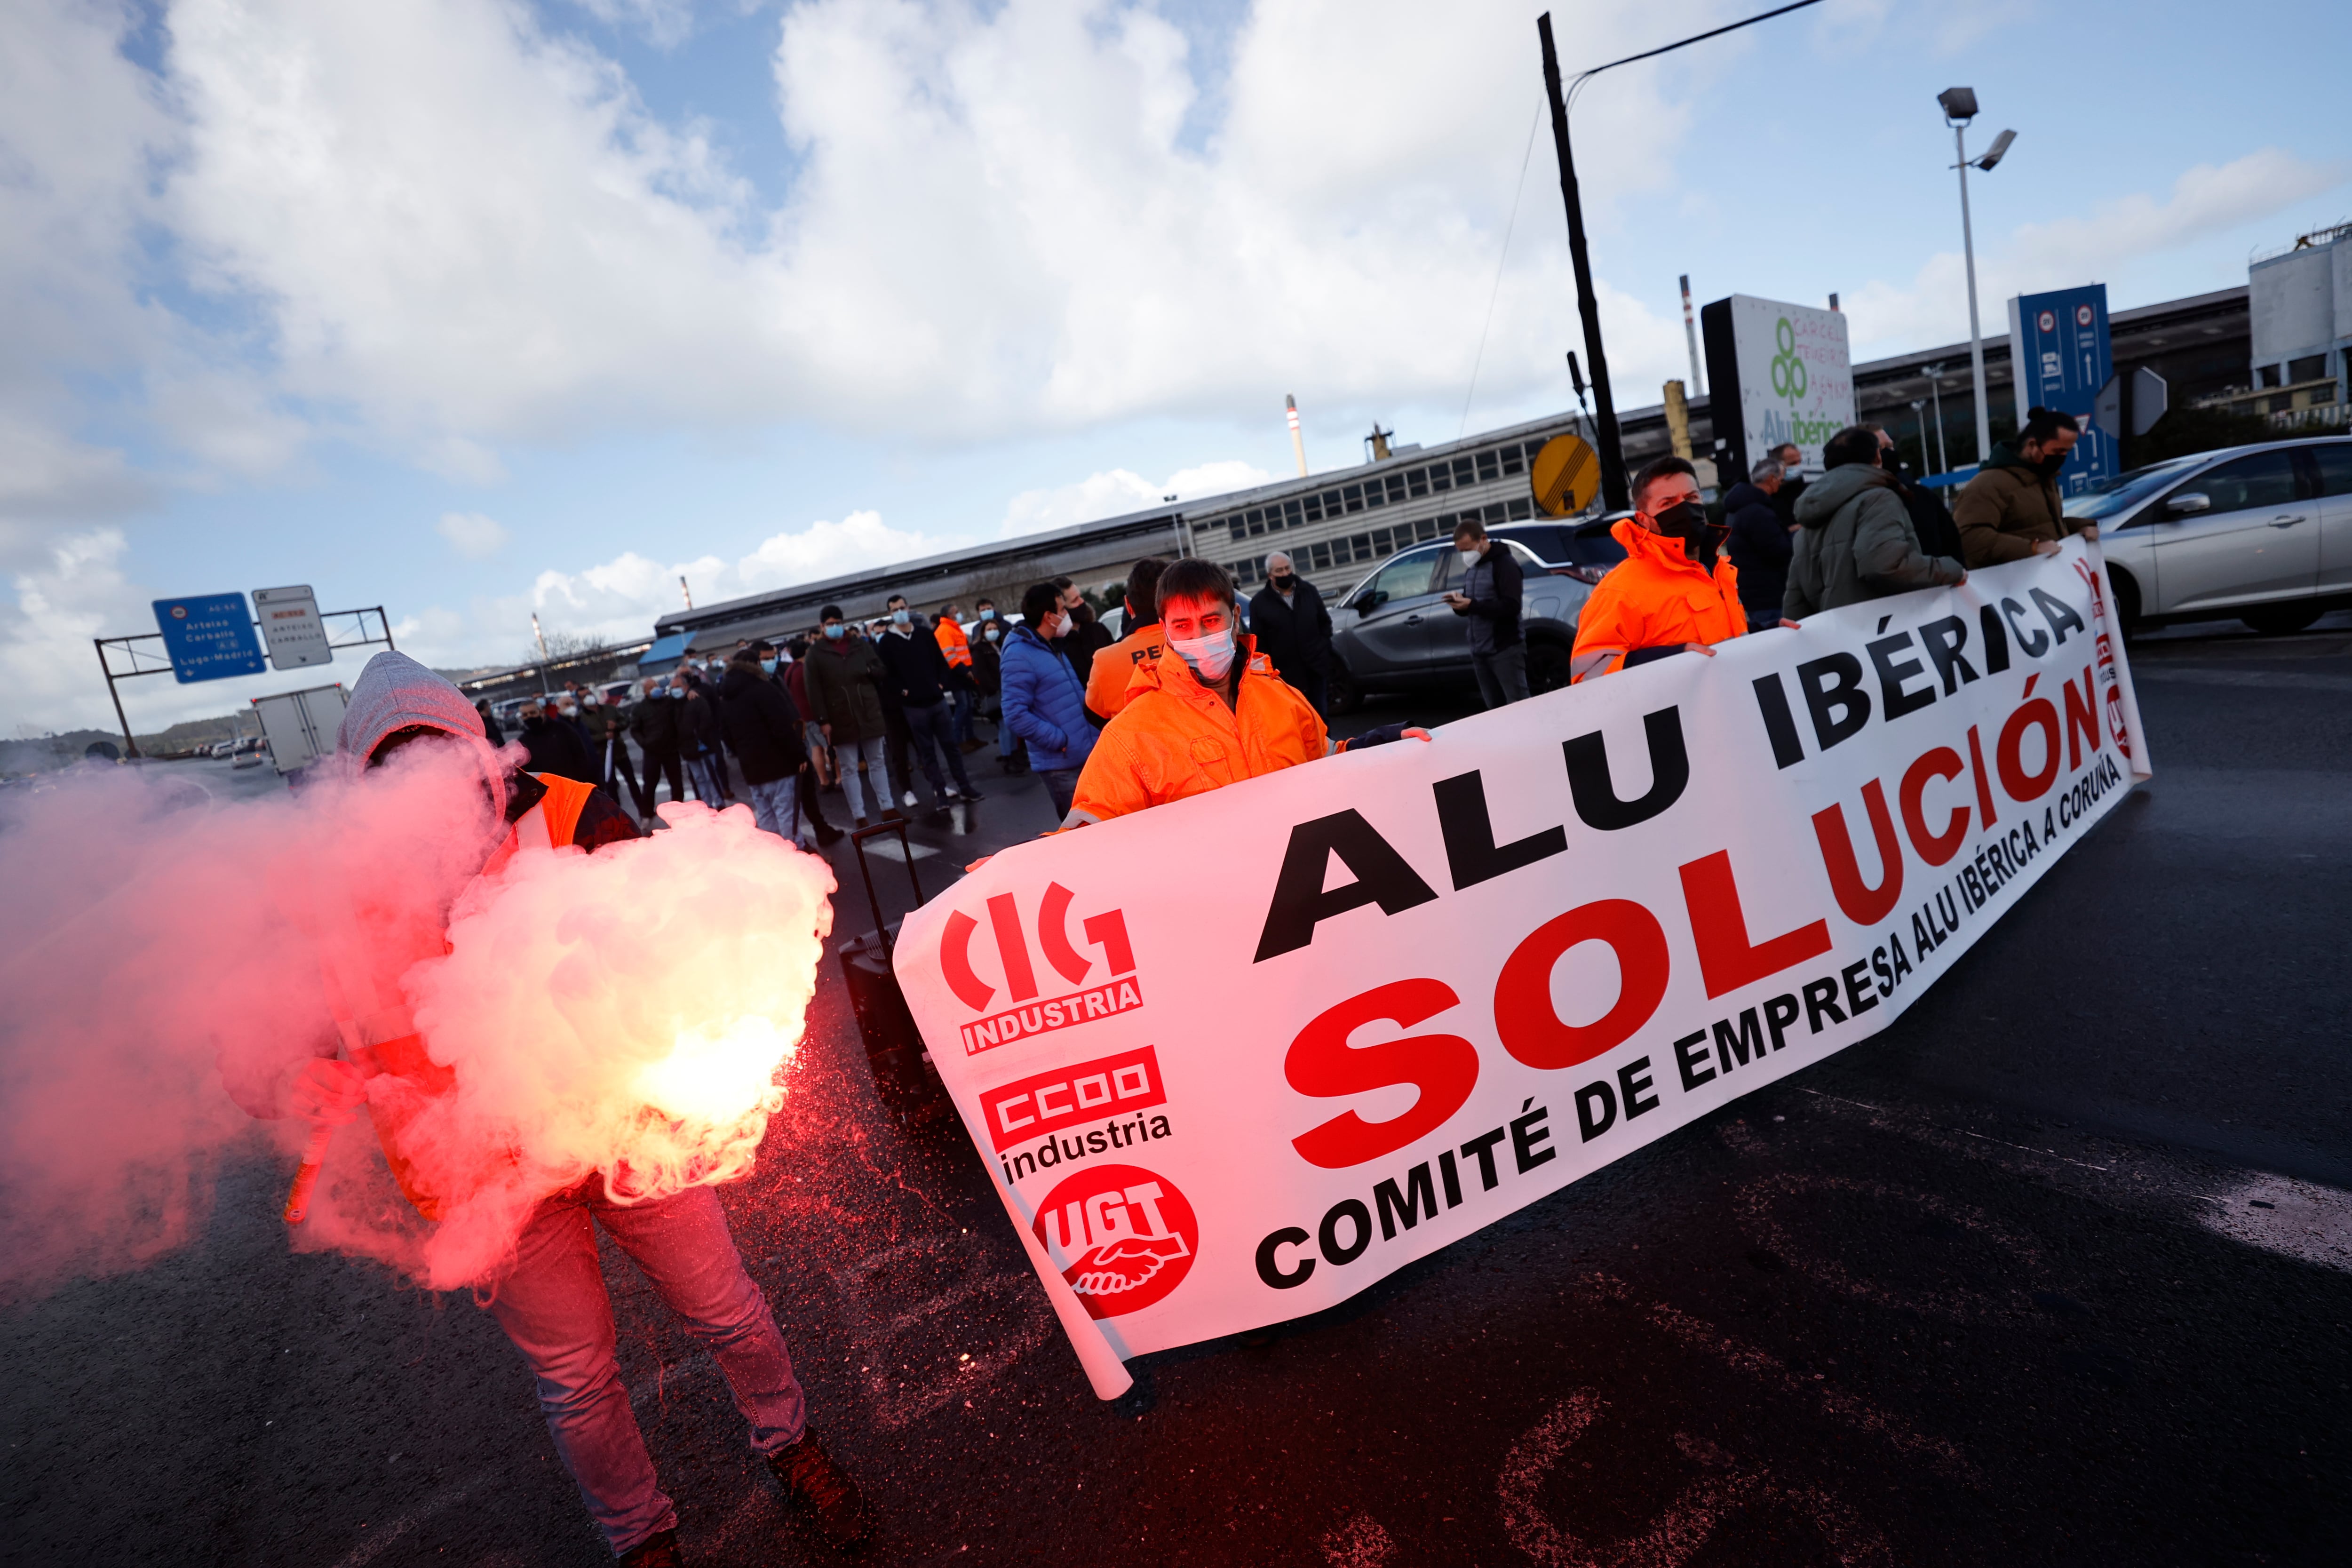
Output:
(7, 618), (2351, 1567)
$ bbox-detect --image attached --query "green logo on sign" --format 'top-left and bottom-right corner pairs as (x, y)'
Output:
(1770, 317), (1808, 403)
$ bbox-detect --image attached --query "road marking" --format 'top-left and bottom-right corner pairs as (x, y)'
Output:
(1497, 1391), (1895, 1566)
(1734, 1170), (2045, 1321)
(1317, 1511), (1398, 1567)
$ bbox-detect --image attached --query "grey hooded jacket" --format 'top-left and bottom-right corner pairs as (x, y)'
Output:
(1783, 463), (1964, 618)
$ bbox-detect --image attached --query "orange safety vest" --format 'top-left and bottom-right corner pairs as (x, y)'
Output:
(361, 772), (597, 1218)
(936, 617), (973, 670)
(1070, 637), (1325, 824)
(1084, 621), (1167, 719)
(1569, 519), (1745, 683)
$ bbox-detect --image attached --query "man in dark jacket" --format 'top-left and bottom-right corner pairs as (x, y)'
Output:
(1248, 550), (1335, 715)
(1723, 459), (1794, 634)
(1052, 577), (1116, 688)
(631, 677), (685, 810)
(475, 699), (505, 744)
(517, 699), (597, 785)
(1784, 425), (1966, 617)
(578, 686), (647, 818)
(1768, 441), (1809, 530)
(1442, 517), (1527, 708)
(1868, 425), (1965, 562)
(874, 603), (980, 809)
(673, 671), (728, 805)
(717, 644), (811, 845)
(803, 605), (901, 828)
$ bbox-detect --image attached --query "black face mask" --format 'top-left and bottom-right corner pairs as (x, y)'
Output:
(1269, 573), (1295, 590)
(2035, 452), (2067, 477)
(1655, 498), (1727, 567)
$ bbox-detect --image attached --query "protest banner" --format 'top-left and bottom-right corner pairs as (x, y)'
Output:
(895, 541), (2151, 1399)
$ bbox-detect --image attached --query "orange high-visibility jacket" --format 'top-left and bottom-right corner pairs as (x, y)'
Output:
(365, 772), (598, 1219)
(936, 616), (973, 670)
(1569, 519), (1745, 684)
(1085, 621), (1167, 719)
(1070, 637), (1324, 824)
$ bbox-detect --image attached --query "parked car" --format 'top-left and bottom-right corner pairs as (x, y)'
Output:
(1327, 517), (1628, 712)
(2066, 435), (2352, 635)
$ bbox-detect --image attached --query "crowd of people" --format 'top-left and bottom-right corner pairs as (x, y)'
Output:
(470, 407), (2093, 861)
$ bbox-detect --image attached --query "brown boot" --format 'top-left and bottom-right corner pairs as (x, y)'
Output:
(768, 1428), (873, 1552)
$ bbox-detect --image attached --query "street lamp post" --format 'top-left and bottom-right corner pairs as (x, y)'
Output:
(1537, 0), (1827, 512)
(1907, 398), (1931, 476)
(1938, 88), (2016, 467)
(1921, 360), (1950, 474)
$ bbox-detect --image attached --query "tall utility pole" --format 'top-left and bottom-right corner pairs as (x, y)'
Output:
(1285, 394), (1308, 477)
(1939, 88), (2015, 466)
(531, 612), (552, 698)
(1679, 275), (1704, 397)
(1922, 362), (1950, 474)
(1537, 14), (1625, 513)
(1537, 2), (1826, 514)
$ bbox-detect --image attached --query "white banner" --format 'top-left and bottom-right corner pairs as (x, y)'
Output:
(896, 542), (2150, 1399)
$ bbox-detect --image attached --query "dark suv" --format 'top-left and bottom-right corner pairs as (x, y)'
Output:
(1327, 518), (1627, 712)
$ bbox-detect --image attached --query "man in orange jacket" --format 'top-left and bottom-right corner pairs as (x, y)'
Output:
(934, 601), (982, 751)
(278, 653), (870, 1566)
(1570, 454), (1754, 683)
(1084, 556), (1171, 720)
(1067, 558), (1429, 826)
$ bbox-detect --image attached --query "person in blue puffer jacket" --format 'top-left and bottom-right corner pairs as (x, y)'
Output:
(998, 581), (1098, 820)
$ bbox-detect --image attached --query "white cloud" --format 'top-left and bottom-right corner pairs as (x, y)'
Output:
(437, 510), (511, 559)
(520, 508), (946, 649)
(1842, 149), (2349, 360)
(1000, 457), (1274, 537)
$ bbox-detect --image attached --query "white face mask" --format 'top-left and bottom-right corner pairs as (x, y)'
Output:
(1457, 549), (1479, 568)
(891, 608), (911, 626)
(1168, 628), (1236, 683)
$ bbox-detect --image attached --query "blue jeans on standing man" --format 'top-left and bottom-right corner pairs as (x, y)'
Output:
(686, 750), (726, 806)
(482, 1183), (808, 1557)
(744, 774), (803, 845)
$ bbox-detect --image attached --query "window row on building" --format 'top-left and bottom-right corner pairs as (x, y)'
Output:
(1224, 495), (1542, 589)
(1209, 437), (1550, 544)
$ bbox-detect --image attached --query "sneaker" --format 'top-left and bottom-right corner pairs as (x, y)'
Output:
(959, 739), (983, 753)
(900, 790), (918, 809)
(816, 823), (844, 845)
(951, 786), (985, 802)
(618, 1529), (683, 1568)
(768, 1429), (873, 1551)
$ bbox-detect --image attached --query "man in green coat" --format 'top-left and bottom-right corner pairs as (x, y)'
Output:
(802, 605), (901, 827)
(1955, 406), (2096, 566)
(1784, 425), (1966, 619)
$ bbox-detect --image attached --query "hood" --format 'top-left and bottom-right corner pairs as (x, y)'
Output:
(1791, 463), (1892, 527)
(1609, 517), (1717, 574)
(337, 651), (488, 759)
(719, 661), (764, 699)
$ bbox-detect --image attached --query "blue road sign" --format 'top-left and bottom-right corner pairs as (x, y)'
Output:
(152, 594), (267, 684)
(2007, 284), (2119, 499)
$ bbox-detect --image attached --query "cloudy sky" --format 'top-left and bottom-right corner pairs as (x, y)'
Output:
(6, 0), (2347, 736)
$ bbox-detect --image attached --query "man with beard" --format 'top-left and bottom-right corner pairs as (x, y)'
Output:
(1954, 406), (2094, 566)
(1568, 455), (1748, 683)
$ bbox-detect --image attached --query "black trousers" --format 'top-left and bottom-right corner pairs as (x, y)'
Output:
(639, 743), (684, 809)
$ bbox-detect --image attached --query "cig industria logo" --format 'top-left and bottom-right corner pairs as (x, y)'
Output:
(938, 882), (1140, 1054)
(1032, 1163), (1198, 1318)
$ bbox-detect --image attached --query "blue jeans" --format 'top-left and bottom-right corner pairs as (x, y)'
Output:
(948, 685), (975, 744)
(1039, 766), (1080, 820)
(903, 698), (974, 800)
(482, 1184), (807, 1556)
(685, 753), (725, 805)
(745, 775), (802, 844)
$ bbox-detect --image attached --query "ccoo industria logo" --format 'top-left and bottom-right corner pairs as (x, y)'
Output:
(1033, 1163), (1198, 1318)
(939, 883), (1140, 1054)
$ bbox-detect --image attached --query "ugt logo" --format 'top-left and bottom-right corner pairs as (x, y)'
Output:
(1033, 1163), (1197, 1318)
(941, 883), (1140, 1055)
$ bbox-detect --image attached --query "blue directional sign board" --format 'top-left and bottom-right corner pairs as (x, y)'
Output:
(152, 594), (267, 683)
(2006, 284), (2119, 498)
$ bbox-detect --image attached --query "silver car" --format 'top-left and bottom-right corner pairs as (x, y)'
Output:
(1327, 519), (1626, 712)
(2068, 436), (2352, 635)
